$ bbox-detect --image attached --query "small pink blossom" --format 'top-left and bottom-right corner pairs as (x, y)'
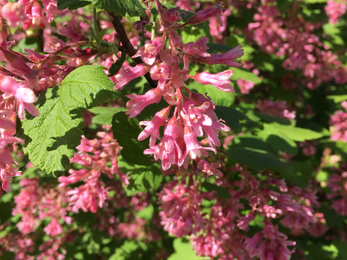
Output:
(144, 116), (184, 171)
(1, 2), (26, 27)
(138, 106), (171, 146)
(185, 2), (226, 25)
(126, 87), (163, 118)
(179, 126), (216, 168)
(195, 45), (244, 67)
(188, 70), (234, 92)
(114, 64), (150, 90)
(183, 36), (210, 58)
(132, 37), (166, 65)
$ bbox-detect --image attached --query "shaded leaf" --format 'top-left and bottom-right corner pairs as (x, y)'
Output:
(89, 106), (127, 125)
(214, 106), (246, 131)
(202, 182), (230, 198)
(57, 0), (90, 10)
(227, 136), (288, 171)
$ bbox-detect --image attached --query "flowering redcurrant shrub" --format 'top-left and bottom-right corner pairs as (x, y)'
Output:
(0, 0), (347, 259)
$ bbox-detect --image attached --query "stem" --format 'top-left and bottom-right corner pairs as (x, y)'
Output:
(38, 40), (90, 69)
(0, 66), (24, 80)
(93, 8), (99, 36)
(107, 12), (157, 89)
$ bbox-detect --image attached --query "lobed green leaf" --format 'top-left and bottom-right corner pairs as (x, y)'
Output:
(20, 65), (117, 174)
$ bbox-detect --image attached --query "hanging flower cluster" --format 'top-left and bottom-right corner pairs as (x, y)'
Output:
(115, 1), (243, 176)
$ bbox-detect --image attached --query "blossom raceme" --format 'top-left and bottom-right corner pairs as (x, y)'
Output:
(244, 223), (296, 260)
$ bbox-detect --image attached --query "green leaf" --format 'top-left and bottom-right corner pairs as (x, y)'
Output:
(20, 65), (116, 174)
(230, 67), (262, 84)
(258, 129), (298, 155)
(168, 238), (200, 260)
(201, 182), (231, 198)
(327, 95), (347, 103)
(214, 106), (246, 131)
(251, 111), (293, 125)
(207, 43), (234, 53)
(57, 0), (90, 10)
(333, 239), (347, 260)
(108, 50), (127, 76)
(263, 123), (323, 141)
(12, 37), (39, 53)
(227, 136), (288, 170)
(91, 0), (145, 17)
(119, 161), (163, 195)
(137, 204), (154, 220)
(187, 82), (235, 107)
(279, 161), (313, 189)
(276, 0), (293, 12)
(319, 205), (343, 230)
(112, 112), (153, 166)
(89, 106), (127, 125)
(320, 139), (347, 160)
(109, 240), (149, 260)
(301, 0), (327, 2)
(59, 65), (116, 111)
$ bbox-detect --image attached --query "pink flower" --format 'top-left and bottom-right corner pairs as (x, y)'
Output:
(181, 94), (230, 146)
(114, 64), (150, 90)
(330, 109), (347, 142)
(150, 62), (172, 88)
(188, 69), (234, 92)
(183, 36), (210, 58)
(244, 223), (295, 260)
(195, 45), (244, 67)
(0, 111), (15, 130)
(237, 79), (255, 94)
(198, 159), (223, 177)
(144, 117), (184, 171)
(0, 76), (40, 119)
(179, 126), (216, 168)
(132, 37), (166, 65)
(158, 181), (211, 237)
(126, 87), (163, 118)
(185, 2), (226, 25)
(44, 218), (63, 237)
(325, 0), (347, 24)
(1, 2), (26, 27)
(163, 7), (183, 23)
(138, 106), (171, 146)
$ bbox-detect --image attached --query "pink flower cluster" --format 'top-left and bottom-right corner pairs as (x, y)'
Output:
(325, 0), (347, 24)
(157, 163), (325, 259)
(0, 9), (93, 195)
(330, 101), (347, 142)
(299, 141), (317, 157)
(1, 0), (64, 30)
(256, 100), (296, 119)
(0, 46), (42, 195)
(247, 0), (347, 89)
(327, 163), (347, 216)
(158, 179), (213, 238)
(13, 178), (72, 237)
(58, 131), (126, 213)
(115, 2), (244, 175)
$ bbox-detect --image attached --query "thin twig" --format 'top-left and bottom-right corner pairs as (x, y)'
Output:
(0, 66), (24, 80)
(38, 40), (90, 69)
(107, 12), (157, 88)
